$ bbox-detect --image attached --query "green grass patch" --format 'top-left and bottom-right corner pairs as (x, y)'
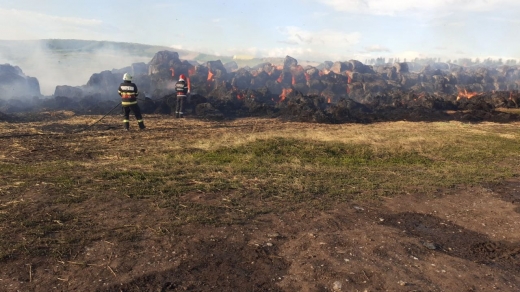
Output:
(196, 137), (433, 167)
(86, 135), (520, 211)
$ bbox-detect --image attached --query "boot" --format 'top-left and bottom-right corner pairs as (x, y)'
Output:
(124, 121), (130, 131)
(138, 121), (146, 130)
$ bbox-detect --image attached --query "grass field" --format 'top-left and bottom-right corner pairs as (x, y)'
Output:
(1, 113), (520, 291)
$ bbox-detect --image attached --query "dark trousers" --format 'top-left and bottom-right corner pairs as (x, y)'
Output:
(123, 104), (145, 129)
(175, 95), (186, 118)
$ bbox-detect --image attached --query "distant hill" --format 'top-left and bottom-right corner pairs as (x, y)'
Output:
(0, 39), (194, 60)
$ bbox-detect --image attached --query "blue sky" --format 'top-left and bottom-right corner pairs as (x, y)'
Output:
(1, 0), (519, 62)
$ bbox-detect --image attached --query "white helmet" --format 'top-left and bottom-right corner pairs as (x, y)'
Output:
(123, 73), (132, 81)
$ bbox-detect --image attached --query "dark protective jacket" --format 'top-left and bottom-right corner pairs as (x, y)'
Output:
(118, 81), (139, 106)
(175, 80), (189, 96)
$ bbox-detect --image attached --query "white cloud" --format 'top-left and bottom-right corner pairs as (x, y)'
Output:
(484, 16), (520, 25)
(264, 47), (314, 58)
(272, 26), (361, 60)
(317, 0), (519, 16)
(311, 12), (331, 18)
(394, 50), (428, 60)
(278, 26), (361, 48)
(0, 8), (108, 40)
(364, 45), (391, 53)
(214, 46), (314, 59)
(423, 16), (466, 28)
(277, 40), (300, 45)
(3, 8), (102, 26)
(176, 27), (361, 61)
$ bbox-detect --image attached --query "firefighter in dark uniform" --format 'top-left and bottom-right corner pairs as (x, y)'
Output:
(174, 74), (190, 118)
(118, 73), (145, 130)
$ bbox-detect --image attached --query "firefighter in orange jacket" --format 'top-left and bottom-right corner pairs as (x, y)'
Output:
(118, 73), (145, 130)
(174, 74), (190, 118)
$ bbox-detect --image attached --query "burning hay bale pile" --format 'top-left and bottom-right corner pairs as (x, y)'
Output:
(2, 51), (520, 123)
(139, 51), (519, 123)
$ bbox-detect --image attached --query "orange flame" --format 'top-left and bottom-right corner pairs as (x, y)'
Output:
(290, 65), (305, 85)
(170, 68), (175, 77)
(457, 89), (479, 101)
(237, 93), (244, 100)
(327, 97), (331, 104)
(346, 71), (352, 94)
(207, 69), (214, 81)
(277, 72), (283, 83)
(304, 72), (311, 81)
(279, 88), (292, 102)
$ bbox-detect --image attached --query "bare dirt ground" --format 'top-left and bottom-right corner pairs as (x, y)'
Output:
(1, 113), (519, 292)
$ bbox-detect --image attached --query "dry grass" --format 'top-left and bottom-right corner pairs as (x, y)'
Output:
(2, 114), (520, 262)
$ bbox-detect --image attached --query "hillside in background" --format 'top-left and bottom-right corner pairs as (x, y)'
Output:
(0, 39), (286, 95)
(0, 39), (196, 62)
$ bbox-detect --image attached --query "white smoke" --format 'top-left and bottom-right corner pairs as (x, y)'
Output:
(317, 0), (520, 15)
(0, 8), (154, 96)
(0, 41), (151, 96)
